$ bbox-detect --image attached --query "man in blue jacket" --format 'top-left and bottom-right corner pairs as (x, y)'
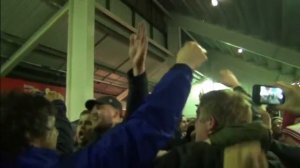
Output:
(81, 23), (150, 147)
(0, 30), (207, 167)
(63, 40), (208, 167)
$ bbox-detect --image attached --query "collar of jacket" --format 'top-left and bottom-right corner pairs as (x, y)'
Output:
(87, 122), (115, 146)
(17, 146), (59, 167)
(208, 122), (272, 150)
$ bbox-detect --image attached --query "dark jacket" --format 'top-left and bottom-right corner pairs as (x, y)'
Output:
(125, 69), (148, 120)
(4, 64), (193, 168)
(209, 122), (300, 168)
(270, 140), (300, 168)
(233, 87), (300, 167)
(52, 100), (74, 155)
(155, 123), (285, 168)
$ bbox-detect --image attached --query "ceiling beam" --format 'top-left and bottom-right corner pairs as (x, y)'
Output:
(1, 31), (128, 77)
(255, 0), (267, 38)
(281, 0), (287, 44)
(116, 89), (129, 101)
(94, 3), (174, 58)
(0, 2), (69, 77)
(172, 13), (300, 69)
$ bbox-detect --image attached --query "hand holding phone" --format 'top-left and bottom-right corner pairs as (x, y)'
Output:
(274, 82), (300, 114)
(252, 85), (285, 105)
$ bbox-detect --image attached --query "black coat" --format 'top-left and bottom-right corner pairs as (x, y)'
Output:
(125, 69), (148, 120)
(155, 123), (289, 168)
(52, 100), (74, 155)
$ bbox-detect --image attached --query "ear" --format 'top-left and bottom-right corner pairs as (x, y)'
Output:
(112, 110), (120, 118)
(206, 116), (216, 134)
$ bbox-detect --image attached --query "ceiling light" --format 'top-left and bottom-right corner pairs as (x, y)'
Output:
(292, 82), (300, 86)
(238, 48), (243, 54)
(211, 0), (218, 7)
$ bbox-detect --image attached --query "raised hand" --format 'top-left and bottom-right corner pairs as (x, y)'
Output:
(275, 81), (300, 114)
(176, 41), (207, 70)
(44, 88), (64, 102)
(219, 69), (240, 88)
(129, 22), (148, 76)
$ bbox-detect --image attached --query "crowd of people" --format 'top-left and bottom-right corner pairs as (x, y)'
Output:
(1, 23), (300, 168)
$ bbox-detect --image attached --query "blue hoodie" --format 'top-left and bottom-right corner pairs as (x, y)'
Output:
(1, 64), (193, 168)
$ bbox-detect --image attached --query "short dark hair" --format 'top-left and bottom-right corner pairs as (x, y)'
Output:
(0, 91), (56, 156)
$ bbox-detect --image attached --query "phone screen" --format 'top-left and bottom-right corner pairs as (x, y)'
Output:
(259, 86), (284, 104)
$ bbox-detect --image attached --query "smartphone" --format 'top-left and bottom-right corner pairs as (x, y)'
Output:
(252, 85), (285, 105)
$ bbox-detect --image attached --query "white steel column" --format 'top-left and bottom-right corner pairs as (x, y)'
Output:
(67, 0), (95, 121)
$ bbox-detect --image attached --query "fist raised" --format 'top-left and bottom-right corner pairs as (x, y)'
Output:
(176, 41), (207, 70)
(219, 69), (240, 88)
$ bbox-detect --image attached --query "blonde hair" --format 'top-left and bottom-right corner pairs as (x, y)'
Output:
(198, 90), (252, 130)
(224, 141), (268, 168)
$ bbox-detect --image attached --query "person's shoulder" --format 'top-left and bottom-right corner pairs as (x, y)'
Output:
(178, 142), (221, 156)
(156, 142), (222, 168)
(176, 142), (221, 161)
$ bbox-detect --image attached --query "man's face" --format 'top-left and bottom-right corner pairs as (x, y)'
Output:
(180, 117), (188, 133)
(76, 114), (93, 146)
(90, 104), (119, 129)
(272, 118), (283, 135)
(195, 107), (211, 142)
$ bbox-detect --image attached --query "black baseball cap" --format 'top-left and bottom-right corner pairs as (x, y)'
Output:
(85, 96), (122, 112)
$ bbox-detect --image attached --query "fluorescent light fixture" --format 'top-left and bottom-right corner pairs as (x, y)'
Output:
(212, 0), (218, 7)
(238, 48), (243, 54)
(292, 82), (300, 86)
(194, 70), (205, 77)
